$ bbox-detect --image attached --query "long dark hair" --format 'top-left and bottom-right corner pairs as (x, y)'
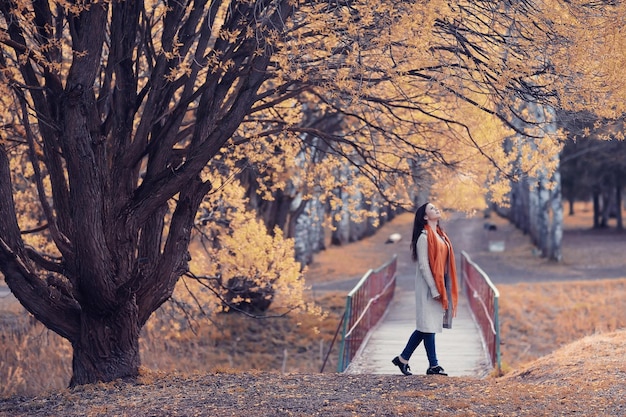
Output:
(410, 202), (429, 262)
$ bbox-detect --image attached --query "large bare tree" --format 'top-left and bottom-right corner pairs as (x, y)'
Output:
(0, 0), (303, 386)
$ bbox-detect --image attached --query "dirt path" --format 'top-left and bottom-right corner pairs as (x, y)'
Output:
(307, 208), (626, 292)
(451, 211), (626, 284)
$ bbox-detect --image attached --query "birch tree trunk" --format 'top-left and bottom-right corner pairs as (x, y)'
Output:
(500, 99), (562, 261)
(548, 169), (563, 261)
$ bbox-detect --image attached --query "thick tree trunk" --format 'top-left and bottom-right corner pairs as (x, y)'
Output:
(293, 197), (326, 265)
(593, 192), (601, 228)
(536, 155), (563, 261)
(616, 185), (623, 230)
(601, 190), (612, 227)
(548, 170), (563, 261)
(529, 180), (542, 249)
(538, 179), (550, 256)
(70, 299), (140, 386)
(516, 178), (530, 234)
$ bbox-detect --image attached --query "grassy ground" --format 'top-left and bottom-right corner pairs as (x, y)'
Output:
(1, 202), (625, 415)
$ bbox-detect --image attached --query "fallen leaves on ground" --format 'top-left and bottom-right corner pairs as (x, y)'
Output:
(2, 330), (625, 416)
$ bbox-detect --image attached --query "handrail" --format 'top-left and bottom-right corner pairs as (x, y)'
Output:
(461, 251), (501, 374)
(343, 277), (396, 339)
(336, 255), (397, 372)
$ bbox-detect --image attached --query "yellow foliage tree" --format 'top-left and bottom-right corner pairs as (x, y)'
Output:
(181, 176), (312, 316)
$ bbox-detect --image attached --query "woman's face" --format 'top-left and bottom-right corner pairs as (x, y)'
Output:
(424, 203), (441, 222)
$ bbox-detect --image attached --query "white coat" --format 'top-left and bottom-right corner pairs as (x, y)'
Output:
(414, 229), (445, 333)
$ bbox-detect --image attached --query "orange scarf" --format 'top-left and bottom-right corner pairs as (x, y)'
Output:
(425, 224), (459, 316)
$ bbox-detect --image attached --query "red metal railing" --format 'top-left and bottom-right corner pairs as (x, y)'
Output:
(336, 255), (397, 372)
(461, 251), (501, 374)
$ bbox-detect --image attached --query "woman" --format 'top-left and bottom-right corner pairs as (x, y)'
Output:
(392, 202), (458, 376)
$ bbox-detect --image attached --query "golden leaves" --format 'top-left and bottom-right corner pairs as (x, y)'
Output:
(532, 1), (626, 116)
(219, 28), (241, 45)
(184, 174), (311, 315)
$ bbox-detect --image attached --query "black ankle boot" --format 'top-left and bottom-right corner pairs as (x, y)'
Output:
(426, 365), (448, 376)
(392, 356), (412, 376)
